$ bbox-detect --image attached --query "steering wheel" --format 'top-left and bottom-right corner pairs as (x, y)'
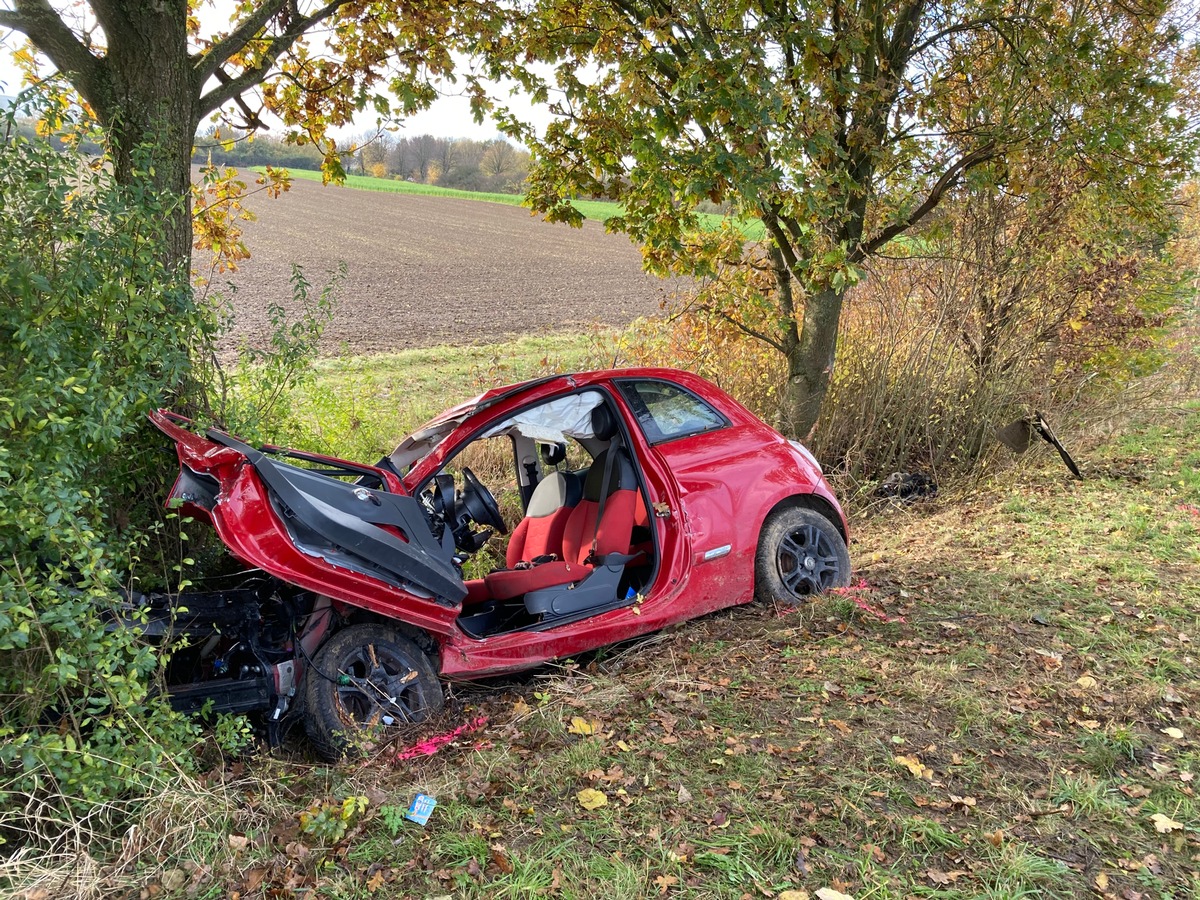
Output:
(460, 467), (507, 534)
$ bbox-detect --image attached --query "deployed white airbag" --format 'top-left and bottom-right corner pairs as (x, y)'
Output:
(483, 391), (605, 443)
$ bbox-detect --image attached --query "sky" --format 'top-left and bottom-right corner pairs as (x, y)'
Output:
(0, 9), (553, 143)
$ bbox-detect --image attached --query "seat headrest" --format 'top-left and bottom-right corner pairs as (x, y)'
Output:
(591, 403), (619, 441)
(539, 441), (567, 466)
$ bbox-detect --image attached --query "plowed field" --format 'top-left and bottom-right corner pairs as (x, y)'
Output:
(202, 174), (684, 355)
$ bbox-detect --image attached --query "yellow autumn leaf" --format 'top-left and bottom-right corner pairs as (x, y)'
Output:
(568, 716), (598, 735)
(894, 754), (932, 780)
(778, 892), (811, 900)
(815, 889), (857, 900)
(1161, 727), (1184, 740)
(577, 788), (608, 810)
(1150, 812), (1183, 833)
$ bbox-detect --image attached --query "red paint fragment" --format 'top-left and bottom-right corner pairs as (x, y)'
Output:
(830, 578), (907, 624)
(395, 716), (488, 762)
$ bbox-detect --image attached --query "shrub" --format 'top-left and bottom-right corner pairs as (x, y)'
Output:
(0, 100), (205, 845)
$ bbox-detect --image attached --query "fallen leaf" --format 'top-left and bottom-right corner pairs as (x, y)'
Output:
(1076, 675), (1097, 689)
(654, 874), (679, 894)
(677, 785), (693, 804)
(985, 829), (1004, 847)
(161, 870), (188, 892)
(815, 889), (856, 900)
(512, 698), (531, 716)
(243, 869), (266, 893)
(490, 845), (514, 874)
(616, 740), (632, 752)
(927, 870), (952, 886)
(568, 717), (598, 735)
(894, 754), (933, 780)
(1161, 727), (1184, 740)
(1150, 813), (1182, 833)
(1033, 649), (1063, 670)
(1095, 871), (1109, 891)
(778, 892), (810, 900)
(577, 788), (608, 810)
(365, 868), (386, 892)
(228, 833), (249, 853)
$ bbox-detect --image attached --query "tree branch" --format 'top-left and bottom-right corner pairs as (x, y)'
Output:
(196, 0), (352, 118)
(193, 1), (289, 86)
(853, 142), (996, 261)
(1, 1), (103, 98)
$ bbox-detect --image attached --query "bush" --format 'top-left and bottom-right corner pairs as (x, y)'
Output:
(0, 101), (205, 844)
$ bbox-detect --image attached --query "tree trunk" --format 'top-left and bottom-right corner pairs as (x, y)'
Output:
(781, 286), (846, 439)
(87, 4), (197, 273)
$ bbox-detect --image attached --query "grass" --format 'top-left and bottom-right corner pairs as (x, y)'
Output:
(277, 330), (606, 462)
(261, 166), (764, 237)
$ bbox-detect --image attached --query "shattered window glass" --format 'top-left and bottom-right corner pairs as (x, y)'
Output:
(618, 380), (728, 444)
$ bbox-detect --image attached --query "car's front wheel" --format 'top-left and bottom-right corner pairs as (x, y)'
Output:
(755, 506), (851, 602)
(304, 624), (443, 760)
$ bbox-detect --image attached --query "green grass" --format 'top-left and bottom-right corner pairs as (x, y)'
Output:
(260, 166), (764, 236)
(277, 330), (605, 462)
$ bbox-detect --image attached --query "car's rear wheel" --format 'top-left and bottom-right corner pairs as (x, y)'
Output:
(304, 624), (443, 760)
(755, 506), (850, 602)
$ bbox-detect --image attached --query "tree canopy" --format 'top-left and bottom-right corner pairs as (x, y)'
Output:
(499, 0), (1199, 434)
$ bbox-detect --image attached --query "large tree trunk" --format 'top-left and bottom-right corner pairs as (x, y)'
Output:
(86, 4), (197, 272)
(781, 286), (846, 439)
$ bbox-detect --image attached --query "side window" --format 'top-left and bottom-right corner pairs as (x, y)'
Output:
(618, 380), (728, 444)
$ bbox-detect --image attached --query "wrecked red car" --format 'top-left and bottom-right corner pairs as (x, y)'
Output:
(145, 368), (849, 757)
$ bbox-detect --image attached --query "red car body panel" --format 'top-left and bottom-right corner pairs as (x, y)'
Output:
(151, 368), (846, 680)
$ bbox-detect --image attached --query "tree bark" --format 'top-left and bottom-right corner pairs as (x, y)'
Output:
(84, 3), (197, 271)
(781, 285), (846, 440)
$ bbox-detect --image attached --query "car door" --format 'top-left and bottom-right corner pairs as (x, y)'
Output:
(614, 378), (758, 614)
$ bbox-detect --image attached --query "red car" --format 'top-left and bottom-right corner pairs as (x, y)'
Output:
(148, 368), (849, 757)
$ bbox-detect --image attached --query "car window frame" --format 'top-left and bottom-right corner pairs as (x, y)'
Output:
(615, 377), (731, 446)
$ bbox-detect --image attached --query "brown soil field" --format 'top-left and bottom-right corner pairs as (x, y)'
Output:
(199, 174), (687, 356)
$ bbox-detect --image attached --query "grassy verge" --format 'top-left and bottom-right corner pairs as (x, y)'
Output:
(278, 330), (606, 462)
(111, 389), (1198, 899)
(262, 166), (763, 237)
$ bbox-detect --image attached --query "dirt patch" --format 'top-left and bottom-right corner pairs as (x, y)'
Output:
(197, 174), (688, 356)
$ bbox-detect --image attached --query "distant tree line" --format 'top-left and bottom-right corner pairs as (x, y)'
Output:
(192, 129), (530, 194)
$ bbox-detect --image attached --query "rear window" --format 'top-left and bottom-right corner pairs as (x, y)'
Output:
(617, 379), (728, 444)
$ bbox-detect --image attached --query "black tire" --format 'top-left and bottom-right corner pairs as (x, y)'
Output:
(303, 623), (443, 760)
(755, 506), (851, 602)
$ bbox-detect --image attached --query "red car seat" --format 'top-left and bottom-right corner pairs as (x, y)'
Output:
(503, 471), (582, 567)
(479, 404), (640, 603)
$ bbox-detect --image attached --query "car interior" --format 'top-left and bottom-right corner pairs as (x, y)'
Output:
(428, 390), (657, 638)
